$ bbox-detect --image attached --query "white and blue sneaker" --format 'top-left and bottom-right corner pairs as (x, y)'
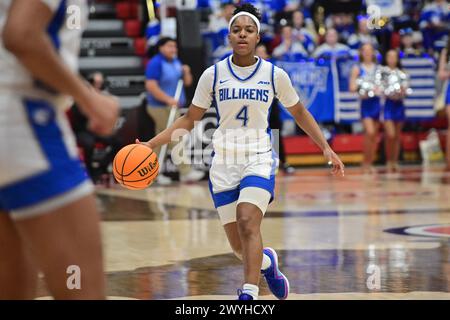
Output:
(261, 247), (289, 300)
(237, 289), (254, 300)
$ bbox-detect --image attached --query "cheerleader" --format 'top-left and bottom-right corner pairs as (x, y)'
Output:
(382, 50), (408, 173)
(350, 43), (382, 174)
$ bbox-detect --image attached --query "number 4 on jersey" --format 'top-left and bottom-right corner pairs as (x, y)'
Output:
(236, 105), (249, 127)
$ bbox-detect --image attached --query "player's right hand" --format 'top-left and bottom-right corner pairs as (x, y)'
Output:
(323, 148), (345, 177)
(82, 90), (120, 136)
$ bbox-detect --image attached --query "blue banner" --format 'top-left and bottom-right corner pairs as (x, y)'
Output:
(275, 52), (436, 123)
(275, 53), (358, 123)
(400, 54), (436, 120)
(275, 59), (333, 122)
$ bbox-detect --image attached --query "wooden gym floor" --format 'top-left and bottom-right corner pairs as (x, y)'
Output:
(36, 165), (450, 300)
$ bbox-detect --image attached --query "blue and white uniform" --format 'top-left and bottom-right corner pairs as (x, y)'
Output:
(384, 98), (405, 122)
(358, 64), (381, 120)
(0, 0), (91, 219)
(192, 56), (299, 225)
(383, 67), (406, 122)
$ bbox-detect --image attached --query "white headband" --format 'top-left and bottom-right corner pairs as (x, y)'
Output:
(228, 12), (261, 34)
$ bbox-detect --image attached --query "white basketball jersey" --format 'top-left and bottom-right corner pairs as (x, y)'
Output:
(0, 0), (88, 108)
(212, 56), (275, 155)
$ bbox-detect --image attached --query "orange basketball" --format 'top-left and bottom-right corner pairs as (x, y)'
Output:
(113, 144), (159, 190)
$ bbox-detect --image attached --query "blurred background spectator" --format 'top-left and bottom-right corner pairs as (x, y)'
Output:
(69, 72), (121, 184)
(291, 10), (317, 54)
(145, 36), (204, 185)
(419, 0), (449, 54)
(273, 24), (309, 61)
(348, 15), (379, 54)
(312, 28), (351, 58)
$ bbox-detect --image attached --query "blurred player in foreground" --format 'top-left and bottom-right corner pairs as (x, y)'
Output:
(0, 0), (118, 299)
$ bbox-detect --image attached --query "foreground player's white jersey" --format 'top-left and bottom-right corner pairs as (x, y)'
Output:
(0, 0), (87, 107)
(193, 55), (299, 154)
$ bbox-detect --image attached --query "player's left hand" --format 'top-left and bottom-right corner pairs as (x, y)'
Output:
(323, 148), (345, 177)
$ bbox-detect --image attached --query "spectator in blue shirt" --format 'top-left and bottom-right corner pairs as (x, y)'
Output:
(291, 10), (316, 55)
(399, 28), (426, 57)
(207, 1), (235, 63)
(272, 24), (309, 61)
(145, 37), (204, 184)
(146, 38), (189, 108)
(207, 1), (235, 51)
(347, 15), (379, 55)
(326, 13), (355, 43)
(419, 0), (449, 54)
(312, 28), (351, 59)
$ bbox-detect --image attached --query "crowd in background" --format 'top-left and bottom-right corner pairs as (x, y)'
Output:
(146, 0), (449, 64)
(76, 0), (450, 183)
(139, 0), (450, 179)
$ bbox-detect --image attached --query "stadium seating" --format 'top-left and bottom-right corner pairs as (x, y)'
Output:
(81, 0), (147, 110)
(80, 37), (137, 56)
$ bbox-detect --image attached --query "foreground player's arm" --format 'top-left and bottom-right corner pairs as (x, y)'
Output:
(3, 0), (118, 136)
(137, 105), (207, 149)
(275, 67), (345, 176)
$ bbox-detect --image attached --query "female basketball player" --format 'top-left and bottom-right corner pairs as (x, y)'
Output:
(350, 43), (382, 174)
(383, 50), (407, 173)
(138, 4), (345, 300)
(438, 39), (450, 171)
(0, 0), (118, 299)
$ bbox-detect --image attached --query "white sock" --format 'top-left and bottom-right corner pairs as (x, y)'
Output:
(234, 251), (271, 271)
(261, 252), (272, 271)
(242, 283), (259, 300)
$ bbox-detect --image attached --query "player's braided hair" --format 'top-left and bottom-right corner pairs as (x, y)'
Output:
(232, 3), (261, 22)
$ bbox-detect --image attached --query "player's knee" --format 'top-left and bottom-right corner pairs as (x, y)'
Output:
(237, 220), (256, 238)
(236, 208), (259, 238)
